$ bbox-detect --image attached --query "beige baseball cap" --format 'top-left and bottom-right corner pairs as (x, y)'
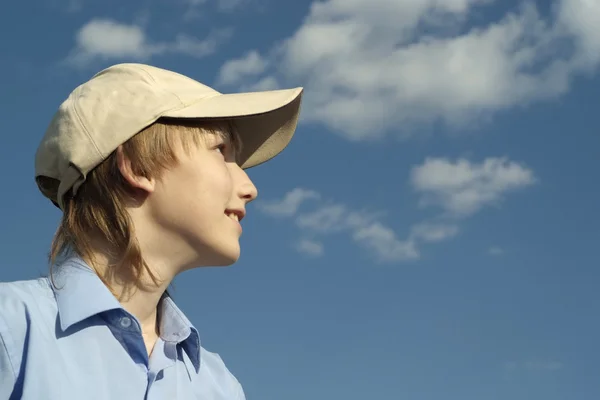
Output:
(35, 63), (303, 210)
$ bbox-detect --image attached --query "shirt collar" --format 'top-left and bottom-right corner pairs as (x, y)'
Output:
(160, 295), (201, 372)
(51, 256), (122, 332)
(51, 255), (201, 372)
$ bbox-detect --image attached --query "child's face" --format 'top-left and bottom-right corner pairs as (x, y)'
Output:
(143, 130), (257, 270)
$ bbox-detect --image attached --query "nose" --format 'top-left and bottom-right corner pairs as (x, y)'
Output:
(232, 164), (258, 203)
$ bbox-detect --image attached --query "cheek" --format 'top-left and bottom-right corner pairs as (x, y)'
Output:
(214, 163), (234, 194)
(153, 158), (235, 212)
(179, 168), (234, 214)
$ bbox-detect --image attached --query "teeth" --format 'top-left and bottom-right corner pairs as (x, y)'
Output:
(227, 213), (239, 222)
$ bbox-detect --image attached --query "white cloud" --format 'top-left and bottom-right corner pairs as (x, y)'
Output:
(352, 223), (419, 262)
(218, 50), (269, 85)
(66, 19), (230, 66)
(295, 204), (349, 233)
(220, 0), (600, 139)
(298, 204), (418, 262)
(259, 155), (535, 262)
(411, 157), (536, 216)
(411, 222), (460, 243)
(257, 188), (320, 217)
(260, 189), (416, 263)
(557, 0), (600, 69)
(173, 30), (232, 57)
(295, 239), (324, 257)
(295, 204), (382, 233)
(298, 204), (417, 262)
(73, 20), (149, 59)
(242, 76), (280, 91)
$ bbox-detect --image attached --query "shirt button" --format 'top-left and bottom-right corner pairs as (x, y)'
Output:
(120, 317), (132, 328)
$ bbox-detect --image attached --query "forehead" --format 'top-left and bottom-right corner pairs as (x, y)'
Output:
(204, 120), (239, 142)
(159, 117), (237, 139)
(199, 120), (241, 154)
(173, 119), (237, 140)
(161, 118), (242, 157)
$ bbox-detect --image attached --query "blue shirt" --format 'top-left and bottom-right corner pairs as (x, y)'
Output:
(0, 256), (246, 399)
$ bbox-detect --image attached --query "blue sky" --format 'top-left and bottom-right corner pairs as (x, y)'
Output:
(1, 0), (599, 399)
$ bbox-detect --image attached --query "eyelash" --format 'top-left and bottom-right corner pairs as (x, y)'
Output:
(216, 143), (227, 154)
(215, 141), (237, 162)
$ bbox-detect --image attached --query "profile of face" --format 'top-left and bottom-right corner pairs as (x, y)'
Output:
(126, 130), (258, 271)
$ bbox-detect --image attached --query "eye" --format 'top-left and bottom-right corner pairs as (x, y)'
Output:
(214, 140), (237, 162)
(215, 143), (227, 155)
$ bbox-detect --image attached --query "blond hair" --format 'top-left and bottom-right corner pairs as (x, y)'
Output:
(37, 118), (239, 295)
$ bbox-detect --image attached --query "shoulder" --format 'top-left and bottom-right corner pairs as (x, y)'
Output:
(198, 347), (245, 399)
(0, 277), (55, 344)
(0, 277), (54, 318)
(0, 278), (54, 379)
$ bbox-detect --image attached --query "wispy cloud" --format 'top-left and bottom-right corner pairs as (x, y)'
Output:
(410, 157), (536, 217)
(410, 223), (460, 243)
(242, 76), (280, 91)
(292, 203), (418, 261)
(219, 0), (600, 140)
(258, 188), (321, 218)
(260, 193), (416, 262)
(65, 19), (231, 66)
(295, 204), (375, 233)
(218, 50), (269, 85)
(258, 156), (535, 261)
(295, 239), (324, 257)
(352, 223), (419, 262)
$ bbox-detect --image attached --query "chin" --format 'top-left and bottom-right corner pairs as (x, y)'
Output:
(186, 253), (239, 269)
(202, 245), (241, 267)
(184, 236), (242, 268)
(209, 253), (239, 266)
(212, 259), (238, 267)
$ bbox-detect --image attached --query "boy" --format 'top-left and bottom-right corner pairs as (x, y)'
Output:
(0, 63), (303, 399)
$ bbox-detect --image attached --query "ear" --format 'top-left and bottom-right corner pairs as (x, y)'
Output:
(116, 146), (156, 194)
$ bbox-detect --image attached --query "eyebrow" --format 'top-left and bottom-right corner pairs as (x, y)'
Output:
(225, 120), (243, 157)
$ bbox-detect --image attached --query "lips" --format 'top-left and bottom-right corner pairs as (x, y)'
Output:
(225, 212), (239, 222)
(225, 210), (243, 233)
(225, 209), (245, 222)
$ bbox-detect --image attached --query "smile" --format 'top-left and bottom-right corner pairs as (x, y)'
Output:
(226, 212), (239, 222)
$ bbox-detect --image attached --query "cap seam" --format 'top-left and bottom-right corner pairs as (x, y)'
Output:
(135, 64), (158, 84)
(71, 87), (104, 160)
(137, 64), (186, 107)
(140, 65), (185, 107)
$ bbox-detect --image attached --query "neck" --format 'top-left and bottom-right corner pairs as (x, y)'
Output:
(83, 249), (174, 356)
(83, 205), (192, 355)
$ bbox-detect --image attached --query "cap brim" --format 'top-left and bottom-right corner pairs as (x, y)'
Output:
(164, 87), (303, 168)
